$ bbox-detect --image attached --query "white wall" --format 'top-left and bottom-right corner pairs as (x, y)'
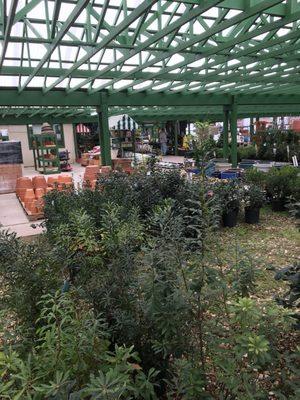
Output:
(63, 124), (76, 163)
(0, 124), (76, 167)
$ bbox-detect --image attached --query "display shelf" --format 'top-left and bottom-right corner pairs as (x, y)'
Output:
(32, 133), (61, 174)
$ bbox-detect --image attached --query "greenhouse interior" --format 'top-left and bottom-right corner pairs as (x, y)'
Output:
(0, 0), (299, 398)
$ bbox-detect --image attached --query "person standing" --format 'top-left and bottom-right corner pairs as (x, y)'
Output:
(159, 129), (167, 156)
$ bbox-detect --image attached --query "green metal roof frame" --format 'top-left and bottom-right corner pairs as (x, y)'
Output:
(0, 0), (300, 121)
(1, 103), (300, 125)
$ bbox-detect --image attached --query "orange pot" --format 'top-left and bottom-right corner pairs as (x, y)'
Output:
(85, 165), (99, 175)
(16, 177), (33, 200)
(58, 174), (73, 184)
(32, 175), (47, 189)
(24, 188), (35, 202)
(35, 198), (44, 213)
(35, 188), (45, 198)
(24, 198), (37, 214)
(47, 176), (59, 187)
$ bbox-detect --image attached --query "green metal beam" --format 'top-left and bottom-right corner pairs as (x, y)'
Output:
(43, 0), (159, 93)
(97, 102), (111, 166)
(121, 8), (300, 93)
(223, 107), (229, 159)
(67, 0), (224, 93)
(89, 0), (284, 93)
(51, 0), (62, 39)
(19, 0), (90, 92)
(230, 100), (238, 168)
(0, 0), (18, 69)
(14, 0), (40, 23)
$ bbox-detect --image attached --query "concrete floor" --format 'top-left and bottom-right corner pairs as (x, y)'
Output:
(0, 157), (183, 238)
(0, 163), (86, 238)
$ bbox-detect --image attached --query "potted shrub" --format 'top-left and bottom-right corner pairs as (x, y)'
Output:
(266, 166), (298, 211)
(242, 184), (265, 224)
(216, 180), (241, 228)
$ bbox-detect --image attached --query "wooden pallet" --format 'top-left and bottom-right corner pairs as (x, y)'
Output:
(16, 195), (44, 221)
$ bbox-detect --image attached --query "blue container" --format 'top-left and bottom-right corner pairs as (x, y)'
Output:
(221, 171), (238, 179)
(212, 171), (221, 179)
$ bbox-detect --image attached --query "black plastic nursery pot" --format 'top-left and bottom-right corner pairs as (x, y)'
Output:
(271, 198), (286, 212)
(222, 208), (239, 228)
(245, 207), (260, 224)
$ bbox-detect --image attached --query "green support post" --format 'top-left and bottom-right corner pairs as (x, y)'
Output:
(174, 120), (179, 156)
(223, 107), (229, 160)
(97, 104), (111, 166)
(230, 101), (238, 168)
(250, 117), (254, 137)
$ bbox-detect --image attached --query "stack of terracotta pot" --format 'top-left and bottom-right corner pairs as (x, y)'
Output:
(47, 175), (73, 191)
(101, 166), (112, 176)
(16, 174), (74, 216)
(112, 158), (133, 174)
(83, 165), (99, 189)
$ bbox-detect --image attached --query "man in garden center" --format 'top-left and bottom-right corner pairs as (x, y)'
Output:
(159, 128), (168, 155)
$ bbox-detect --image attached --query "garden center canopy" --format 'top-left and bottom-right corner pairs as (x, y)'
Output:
(0, 0), (300, 165)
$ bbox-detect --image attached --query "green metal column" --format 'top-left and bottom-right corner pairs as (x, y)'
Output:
(250, 117), (254, 137)
(174, 120), (179, 156)
(97, 104), (111, 166)
(223, 107), (229, 159)
(230, 101), (238, 168)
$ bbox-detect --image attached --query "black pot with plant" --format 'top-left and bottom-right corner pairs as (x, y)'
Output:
(242, 184), (265, 224)
(215, 180), (241, 228)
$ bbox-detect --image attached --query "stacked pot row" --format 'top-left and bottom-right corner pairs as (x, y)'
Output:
(16, 174), (73, 215)
(83, 165), (112, 189)
(112, 158), (133, 174)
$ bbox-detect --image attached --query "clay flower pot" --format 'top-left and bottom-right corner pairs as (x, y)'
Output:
(100, 166), (112, 176)
(24, 198), (37, 214)
(35, 188), (45, 198)
(24, 188), (35, 202)
(32, 175), (47, 189)
(16, 177), (33, 200)
(85, 165), (99, 175)
(35, 198), (44, 213)
(58, 174), (73, 184)
(47, 176), (59, 188)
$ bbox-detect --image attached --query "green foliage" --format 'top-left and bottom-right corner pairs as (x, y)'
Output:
(256, 129), (300, 162)
(242, 184), (265, 209)
(266, 166), (299, 200)
(243, 168), (266, 188)
(0, 292), (157, 399)
(0, 230), (61, 340)
(230, 246), (257, 297)
(237, 145), (257, 161)
(214, 179), (241, 213)
(1, 170), (299, 399)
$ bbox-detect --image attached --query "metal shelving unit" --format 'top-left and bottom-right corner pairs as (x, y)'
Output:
(32, 133), (61, 175)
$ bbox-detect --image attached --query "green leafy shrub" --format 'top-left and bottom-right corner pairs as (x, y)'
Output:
(266, 166), (299, 201)
(237, 145), (257, 161)
(256, 129), (300, 162)
(0, 230), (61, 340)
(214, 179), (241, 213)
(242, 184), (265, 209)
(2, 170), (299, 399)
(243, 167), (266, 188)
(0, 291), (158, 399)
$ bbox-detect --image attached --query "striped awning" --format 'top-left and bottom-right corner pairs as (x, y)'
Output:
(112, 115), (138, 131)
(76, 123), (91, 133)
